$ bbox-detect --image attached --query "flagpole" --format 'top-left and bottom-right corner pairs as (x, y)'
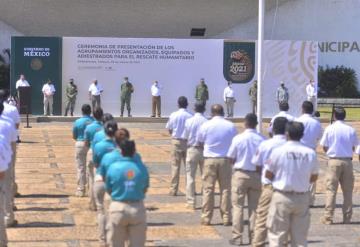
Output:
(257, 0), (265, 133)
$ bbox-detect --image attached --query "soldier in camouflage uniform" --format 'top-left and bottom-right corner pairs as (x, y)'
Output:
(195, 78), (209, 107)
(120, 77), (134, 117)
(64, 79), (78, 116)
(249, 80), (257, 114)
(276, 81), (289, 106)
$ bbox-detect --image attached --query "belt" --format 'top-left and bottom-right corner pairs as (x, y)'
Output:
(329, 157), (352, 160)
(204, 157), (228, 159)
(274, 189), (308, 195)
(226, 97), (234, 99)
(234, 168), (257, 173)
(262, 184), (273, 188)
(173, 138), (186, 141)
(188, 145), (202, 148)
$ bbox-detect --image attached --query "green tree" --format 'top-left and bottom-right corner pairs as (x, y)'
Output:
(0, 48), (10, 89)
(318, 65), (360, 98)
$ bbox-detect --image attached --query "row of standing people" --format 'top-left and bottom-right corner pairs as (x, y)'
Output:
(166, 97), (358, 246)
(72, 104), (149, 247)
(0, 89), (21, 247)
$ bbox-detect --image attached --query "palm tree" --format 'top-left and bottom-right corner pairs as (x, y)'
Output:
(0, 48), (10, 89)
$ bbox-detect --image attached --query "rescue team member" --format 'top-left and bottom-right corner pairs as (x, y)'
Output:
(99, 128), (145, 182)
(265, 122), (319, 246)
(72, 104), (93, 197)
(197, 104), (237, 225)
(120, 77), (134, 117)
(0, 103), (17, 228)
(181, 102), (208, 209)
(249, 80), (257, 114)
(251, 117), (288, 247)
(227, 113), (265, 246)
(195, 78), (209, 107)
(296, 101), (322, 206)
(275, 81), (289, 106)
(0, 134), (11, 247)
(166, 96), (192, 196)
(223, 81), (236, 118)
(0, 90), (20, 197)
(106, 140), (149, 247)
(92, 120), (118, 245)
(64, 78), (78, 116)
(84, 107), (104, 211)
(92, 113), (114, 148)
(268, 102), (295, 136)
(320, 107), (359, 225)
(88, 79), (103, 110)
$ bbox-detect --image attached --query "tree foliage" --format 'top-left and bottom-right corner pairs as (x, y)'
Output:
(318, 65), (360, 98)
(0, 48), (10, 89)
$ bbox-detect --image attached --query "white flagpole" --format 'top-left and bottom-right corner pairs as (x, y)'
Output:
(257, 0), (265, 133)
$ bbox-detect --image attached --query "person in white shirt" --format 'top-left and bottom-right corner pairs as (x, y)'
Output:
(251, 117), (288, 247)
(223, 81), (236, 118)
(320, 107), (359, 225)
(306, 79), (317, 110)
(0, 134), (11, 247)
(227, 113), (265, 246)
(296, 101), (322, 206)
(42, 79), (56, 116)
(88, 79), (103, 110)
(268, 102), (295, 136)
(266, 121), (319, 247)
(0, 104), (18, 228)
(151, 81), (162, 117)
(197, 104), (237, 226)
(166, 96), (192, 196)
(181, 102), (208, 209)
(15, 74), (30, 90)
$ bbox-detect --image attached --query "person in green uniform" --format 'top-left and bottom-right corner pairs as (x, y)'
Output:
(120, 77), (134, 117)
(249, 80), (257, 114)
(65, 79), (78, 116)
(195, 78), (209, 107)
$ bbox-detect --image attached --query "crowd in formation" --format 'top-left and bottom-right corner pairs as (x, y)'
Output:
(0, 82), (357, 247)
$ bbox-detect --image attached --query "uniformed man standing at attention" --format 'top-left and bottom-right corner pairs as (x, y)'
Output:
(120, 77), (134, 117)
(64, 79), (78, 116)
(251, 117), (288, 247)
(195, 78), (209, 107)
(197, 104), (237, 225)
(88, 79), (103, 110)
(275, 81), (289, 106)
(320, 107), (359, 225)
(266, 122), (319, 246)
(166, 96), (192, 196)
(249, 80), (257, 114)
(106, 140), (149, 247)
(72, 104), (93, 197)
(296, 101), (322, 206)
(223, 81), (236, 118)
(227, 113), (265, 246)
(181, 102), (208, 209)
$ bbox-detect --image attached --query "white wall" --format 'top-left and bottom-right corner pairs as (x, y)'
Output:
(0, 20), (23, 59)
(215, 0), (360, 85)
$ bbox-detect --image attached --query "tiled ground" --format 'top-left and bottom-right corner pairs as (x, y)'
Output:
(6, 121), (360, 246)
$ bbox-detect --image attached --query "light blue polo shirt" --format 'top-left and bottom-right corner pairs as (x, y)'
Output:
(84, 120), (103, 148)
(72, 115), (94, 141)
(105, 157), (149, 202)
(92, 138), (116, 167)
(92, 129), (106, 147)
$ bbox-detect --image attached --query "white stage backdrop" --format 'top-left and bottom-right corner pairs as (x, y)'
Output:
(62, 37), (317, 117)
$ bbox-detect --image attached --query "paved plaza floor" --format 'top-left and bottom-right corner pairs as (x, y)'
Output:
(6, 121), (360, 246)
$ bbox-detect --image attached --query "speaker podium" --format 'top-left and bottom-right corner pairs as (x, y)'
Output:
(18, 86), (31, 115)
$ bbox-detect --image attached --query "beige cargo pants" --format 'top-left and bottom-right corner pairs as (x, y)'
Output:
(185, 146), (204, 207)
(170, 139), (187, 195)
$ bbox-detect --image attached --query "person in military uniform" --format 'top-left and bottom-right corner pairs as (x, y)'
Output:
(64, 79), (78, 116)
(195, 78), (209, 107)
(249, 80), (257, 114)
(120, 77), (134, 117)
(276, 81), (289, 106)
